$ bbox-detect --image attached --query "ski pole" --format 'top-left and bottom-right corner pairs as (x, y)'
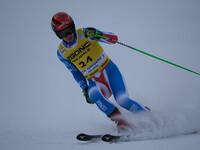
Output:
(96, 34), (200, 76)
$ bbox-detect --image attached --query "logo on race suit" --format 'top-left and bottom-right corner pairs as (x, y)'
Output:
(96, 100), (107, 112)
(61, 48), (66, 55)
(79, 33), (84, 40)
(67, 41), (91, 60)
(129, 104), (138, 112)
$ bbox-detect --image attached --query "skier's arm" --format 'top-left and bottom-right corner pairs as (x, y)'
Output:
(83, 27), (118, 44)
(57, 50), (88, 90)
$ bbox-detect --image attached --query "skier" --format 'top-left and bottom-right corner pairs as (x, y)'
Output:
(51, 12), (150, 132)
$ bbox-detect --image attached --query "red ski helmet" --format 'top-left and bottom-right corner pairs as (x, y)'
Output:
(51, 12), (75, 39)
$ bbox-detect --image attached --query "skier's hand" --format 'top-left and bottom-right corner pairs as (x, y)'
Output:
(83, 28), (102, 39)
(82, 87), (94, 104)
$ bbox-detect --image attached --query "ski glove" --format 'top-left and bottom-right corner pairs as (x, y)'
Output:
(83, 28), (102, 39)
(82, 87), (94, 104)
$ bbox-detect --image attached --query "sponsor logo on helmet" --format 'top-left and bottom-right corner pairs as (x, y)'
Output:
(59, 21), (70, 29)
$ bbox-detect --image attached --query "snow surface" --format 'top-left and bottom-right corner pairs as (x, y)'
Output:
(0, 0), (200, 150)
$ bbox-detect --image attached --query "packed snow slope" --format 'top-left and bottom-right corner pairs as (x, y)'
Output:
(0, 0), (200, 150)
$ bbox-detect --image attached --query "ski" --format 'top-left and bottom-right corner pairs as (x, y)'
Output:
(101, 134), (122, 142)
(76, 133), (128, 142)
(76, 133), (103, 142)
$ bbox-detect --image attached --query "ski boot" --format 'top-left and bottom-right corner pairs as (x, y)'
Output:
(108, 108), (131, 133)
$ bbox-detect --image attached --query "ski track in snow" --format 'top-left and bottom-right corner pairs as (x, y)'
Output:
(1, 109), (200, 150)
(0, 128), (200, 150)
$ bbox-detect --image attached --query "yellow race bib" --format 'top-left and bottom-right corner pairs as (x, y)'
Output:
(58, 28), (110, 79)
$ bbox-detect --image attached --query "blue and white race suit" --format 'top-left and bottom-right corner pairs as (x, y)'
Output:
(57, 27), (148, 116)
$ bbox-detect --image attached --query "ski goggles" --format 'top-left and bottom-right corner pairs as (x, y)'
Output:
(56, 26), (75, 38)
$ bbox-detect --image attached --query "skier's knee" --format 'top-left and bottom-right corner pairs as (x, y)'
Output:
(115, 94), (129, 107)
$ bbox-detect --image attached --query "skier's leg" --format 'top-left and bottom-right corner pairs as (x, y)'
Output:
(87, 78), (116, 116)
(105, 61), (149, 112)
(87, 68), (135, 132)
